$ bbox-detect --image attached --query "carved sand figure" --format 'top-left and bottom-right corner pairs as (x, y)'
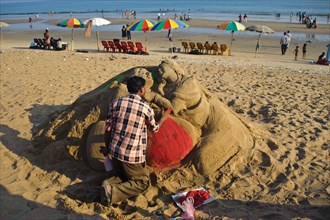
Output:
(33, 60), (255, 177)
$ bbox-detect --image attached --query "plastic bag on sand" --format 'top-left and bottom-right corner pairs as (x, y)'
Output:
(181, 197), (195, 220)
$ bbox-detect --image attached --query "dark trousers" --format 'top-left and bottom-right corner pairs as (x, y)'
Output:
(281, 44), (288, 55)
(127, 32), (131, 40)
(102, 159), (150, 204)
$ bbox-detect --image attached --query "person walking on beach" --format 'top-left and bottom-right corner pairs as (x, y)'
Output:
(286, 30), (292, 48)
(302, 43), (307, 59)
(280, 32), (289, 55)
(293, 46), (299, 61)
(100, 76), (171, 206)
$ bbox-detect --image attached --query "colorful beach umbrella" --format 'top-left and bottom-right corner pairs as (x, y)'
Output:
(217, 21), (246, 32)
(126, 19), (157, 32)
(84, 18), (111, 51)
(151, 19), (189, 30)
(217, 21), (246, 54)
(246, 25), (275, 57)
(57, 18), (85, 51)
(151, 19), (189, 53)
(57, 18), (85, 28)
(126, 19), (157, 47)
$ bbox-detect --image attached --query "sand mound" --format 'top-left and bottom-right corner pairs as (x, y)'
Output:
(33, 60), (255, 175)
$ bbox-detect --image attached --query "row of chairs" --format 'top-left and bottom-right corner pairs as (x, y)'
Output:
(32, 38), (67, 50)
(182, 41), (230, 55)
(101, 40), (147, 54)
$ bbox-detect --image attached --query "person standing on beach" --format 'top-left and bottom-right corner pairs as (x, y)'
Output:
(293, 46), (299, 61)
(100, 76), (171, 205)
(302, 43), (307, 59)
(126, 24), (131, 40)
(121, 26), (127, 39)
(243, 14), (247, 22)
(280, 32), (289, 55)
(238, 14), (242, 22)
(43, 28), (51, 49)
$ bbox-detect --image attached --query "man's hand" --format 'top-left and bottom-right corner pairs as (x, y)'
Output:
(158, 107), (172, 127)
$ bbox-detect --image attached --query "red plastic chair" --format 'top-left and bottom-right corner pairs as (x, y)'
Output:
(107, 41), (117, 52)
(135, 42), (147, 52)
(127, 41), (137, 53)
(101, 40), (110, 52)
(113, 40), (122, 52)
(120, 41), (129, 53)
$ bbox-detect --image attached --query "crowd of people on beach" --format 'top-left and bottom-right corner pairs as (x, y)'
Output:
(295, 11), (319, 29)
(122, 10), (137, 20)
(279, 30), (329, 65)
(156, 10), (191, 21)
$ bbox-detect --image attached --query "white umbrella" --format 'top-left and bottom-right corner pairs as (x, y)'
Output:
(84, 18), (111, 51)
(0, 22), (10, 47)
(0, 22), (10, 28)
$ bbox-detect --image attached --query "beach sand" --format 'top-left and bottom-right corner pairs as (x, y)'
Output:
(0, 18), (329, 219)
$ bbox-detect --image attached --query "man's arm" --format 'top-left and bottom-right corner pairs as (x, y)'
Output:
(157, 107), (172, 127)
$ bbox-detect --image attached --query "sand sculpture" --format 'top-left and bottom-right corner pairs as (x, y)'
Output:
(33, 60), (255, 175)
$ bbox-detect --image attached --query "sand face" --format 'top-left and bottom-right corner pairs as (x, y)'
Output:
(1, 18), (330, 219)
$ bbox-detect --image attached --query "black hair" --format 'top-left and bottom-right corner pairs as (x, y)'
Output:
(127, 76), (146, 94)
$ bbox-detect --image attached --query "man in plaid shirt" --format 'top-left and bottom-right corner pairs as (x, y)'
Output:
(100, 76), (171, 205)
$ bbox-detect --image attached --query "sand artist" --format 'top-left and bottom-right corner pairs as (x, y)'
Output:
(32, 60), (255, 204)
(100, 76), (172, 205)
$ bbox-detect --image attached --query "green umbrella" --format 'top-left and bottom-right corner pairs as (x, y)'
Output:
(217, 21), (246, 54)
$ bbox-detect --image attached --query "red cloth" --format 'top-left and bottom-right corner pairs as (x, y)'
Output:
(179, 190), (210, 207)
(146, 117), (193, 170)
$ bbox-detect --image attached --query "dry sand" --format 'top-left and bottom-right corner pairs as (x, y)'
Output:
(0, 18), (329, 219)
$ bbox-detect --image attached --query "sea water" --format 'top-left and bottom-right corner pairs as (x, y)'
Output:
(1, 0), (329, 22)
(1, 0), (329, 41)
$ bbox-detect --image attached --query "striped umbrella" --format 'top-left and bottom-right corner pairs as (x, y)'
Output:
(126, 19), (157, 32)
(217, 21), (246, 53)
(217, 21), (246, 32)
(151, 19), (189, 30)
(57, 18), (85, 51)
(151, 19), (189, 53)
(126, 19), (157, 48)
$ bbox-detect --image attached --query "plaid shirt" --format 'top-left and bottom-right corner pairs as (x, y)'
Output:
(105, 94), (159, 164)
